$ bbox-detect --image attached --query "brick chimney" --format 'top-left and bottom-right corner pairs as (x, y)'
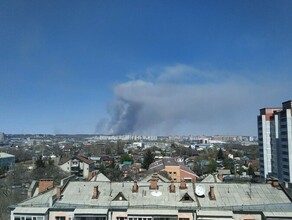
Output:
(209, 185), (216, 200)
(132, 181), (139, 193)
(150, 177), (158, 190)
(39, 179), (54, 194)
(56, 186), (61, 199)
(92, 186), (99, 199)
(272, 179), (279, 187)
(169, 181), (175, 193)
(179, 179), (187, 189)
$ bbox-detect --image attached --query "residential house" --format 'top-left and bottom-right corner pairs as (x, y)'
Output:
(58, 155), (94, 178)
(0, 152), (15, 171)
(148, 157), (197, 182)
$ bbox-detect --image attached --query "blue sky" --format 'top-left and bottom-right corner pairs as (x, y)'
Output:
(1, 0), (292, 135)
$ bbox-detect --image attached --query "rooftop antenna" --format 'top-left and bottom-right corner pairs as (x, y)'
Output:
(110, 182), (112, 196)
(247, 182), (252, 199)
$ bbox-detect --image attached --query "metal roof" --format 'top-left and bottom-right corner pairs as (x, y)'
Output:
(13, 207), (48, 214)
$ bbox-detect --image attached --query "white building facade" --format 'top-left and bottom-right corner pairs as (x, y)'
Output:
(258, 100), (292, 183)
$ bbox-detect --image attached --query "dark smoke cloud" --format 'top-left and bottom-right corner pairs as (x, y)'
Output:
(96, 64), (291, 136)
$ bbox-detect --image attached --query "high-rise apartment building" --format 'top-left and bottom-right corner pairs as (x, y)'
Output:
(258, 100), (292, 183)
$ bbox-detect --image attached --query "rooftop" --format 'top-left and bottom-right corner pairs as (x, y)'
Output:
(16, 180), (292, 213)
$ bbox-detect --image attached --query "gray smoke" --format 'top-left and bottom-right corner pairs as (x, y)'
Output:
(96, 64), (291, 136)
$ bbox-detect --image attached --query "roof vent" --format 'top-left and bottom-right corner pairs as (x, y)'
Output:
(92, 186), (100, 199)
(56, 186), (61, 199)
(132, 181), (139, 193)
(209, 185), (216, 200)
(150, 177), (158, 190)
(179, 179), (187, 189)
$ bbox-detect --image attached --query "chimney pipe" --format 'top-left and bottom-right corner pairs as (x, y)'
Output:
(179, 179), (187, 189)
(150, 177), (158, 190)
(272, 179), (279, 187)
(169, 181), (175, 193)
(132, 181), (139, 192)
(56, 186), (61, 199)
(209, 185), (216, 200)
(92, 186), (99, 199)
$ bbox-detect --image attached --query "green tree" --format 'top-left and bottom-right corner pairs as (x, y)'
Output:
(223, 158), (234, 173)
(103, 167), (122, 181)
(217, 148), (224, 160)
(142, 149), (155, 170)
(247, 164), (255, 176)
(117, 140), (124, 155)
(35, 156), (45, 168)
(207, 159), (217, 173)
(120, 153), (133, 164)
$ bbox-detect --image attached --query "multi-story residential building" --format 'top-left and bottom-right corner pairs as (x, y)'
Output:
(258, 100), (292, 183)
(9, 177), (292, 220)
(0, 132), (5, 142)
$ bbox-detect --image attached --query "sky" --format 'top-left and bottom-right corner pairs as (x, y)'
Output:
(1, 0), (292, 136)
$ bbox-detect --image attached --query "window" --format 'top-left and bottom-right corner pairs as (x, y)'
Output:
(75, 217), (106, 220)
(14, 217), (44, 220)
(154, 217), (177, 220)
(56, 217), (65, 220)
(173, 172), (176, 175)
(180, 193), (194, 202)
(128, 217), (151, 220)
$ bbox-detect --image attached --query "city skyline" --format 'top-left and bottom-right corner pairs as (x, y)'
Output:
(1, 1), (292, 135)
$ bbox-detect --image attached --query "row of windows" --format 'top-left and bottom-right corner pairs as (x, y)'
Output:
(75, 217), (105, 220)
(283, 171), (289, 176)
(15, 216), (108, 220)
(121, 217), (188, 220)
(13, 216), (191, 220)
(283, 158), (289, 162)
(128, 218), (180, 220)
(14, 217), (44, 220)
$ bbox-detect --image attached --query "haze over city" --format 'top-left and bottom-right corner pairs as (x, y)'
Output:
(1, 1), (292, 135)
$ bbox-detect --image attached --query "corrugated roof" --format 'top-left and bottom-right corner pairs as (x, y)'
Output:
(12, 180), (292, 216)
(58, 156), (70, 165)
(0, 152), (15, 158)
(13, 207), (48, 214)
(74, 155), (94, 164)
(74, 208), (108, 214)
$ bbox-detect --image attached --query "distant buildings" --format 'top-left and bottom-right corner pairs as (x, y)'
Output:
(0, 132), (5, 142)
(258, 100), (292, 183)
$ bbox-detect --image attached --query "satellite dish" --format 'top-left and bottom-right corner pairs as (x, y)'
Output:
(195, 185), (205, 197)
(151, 190), (162, 197)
